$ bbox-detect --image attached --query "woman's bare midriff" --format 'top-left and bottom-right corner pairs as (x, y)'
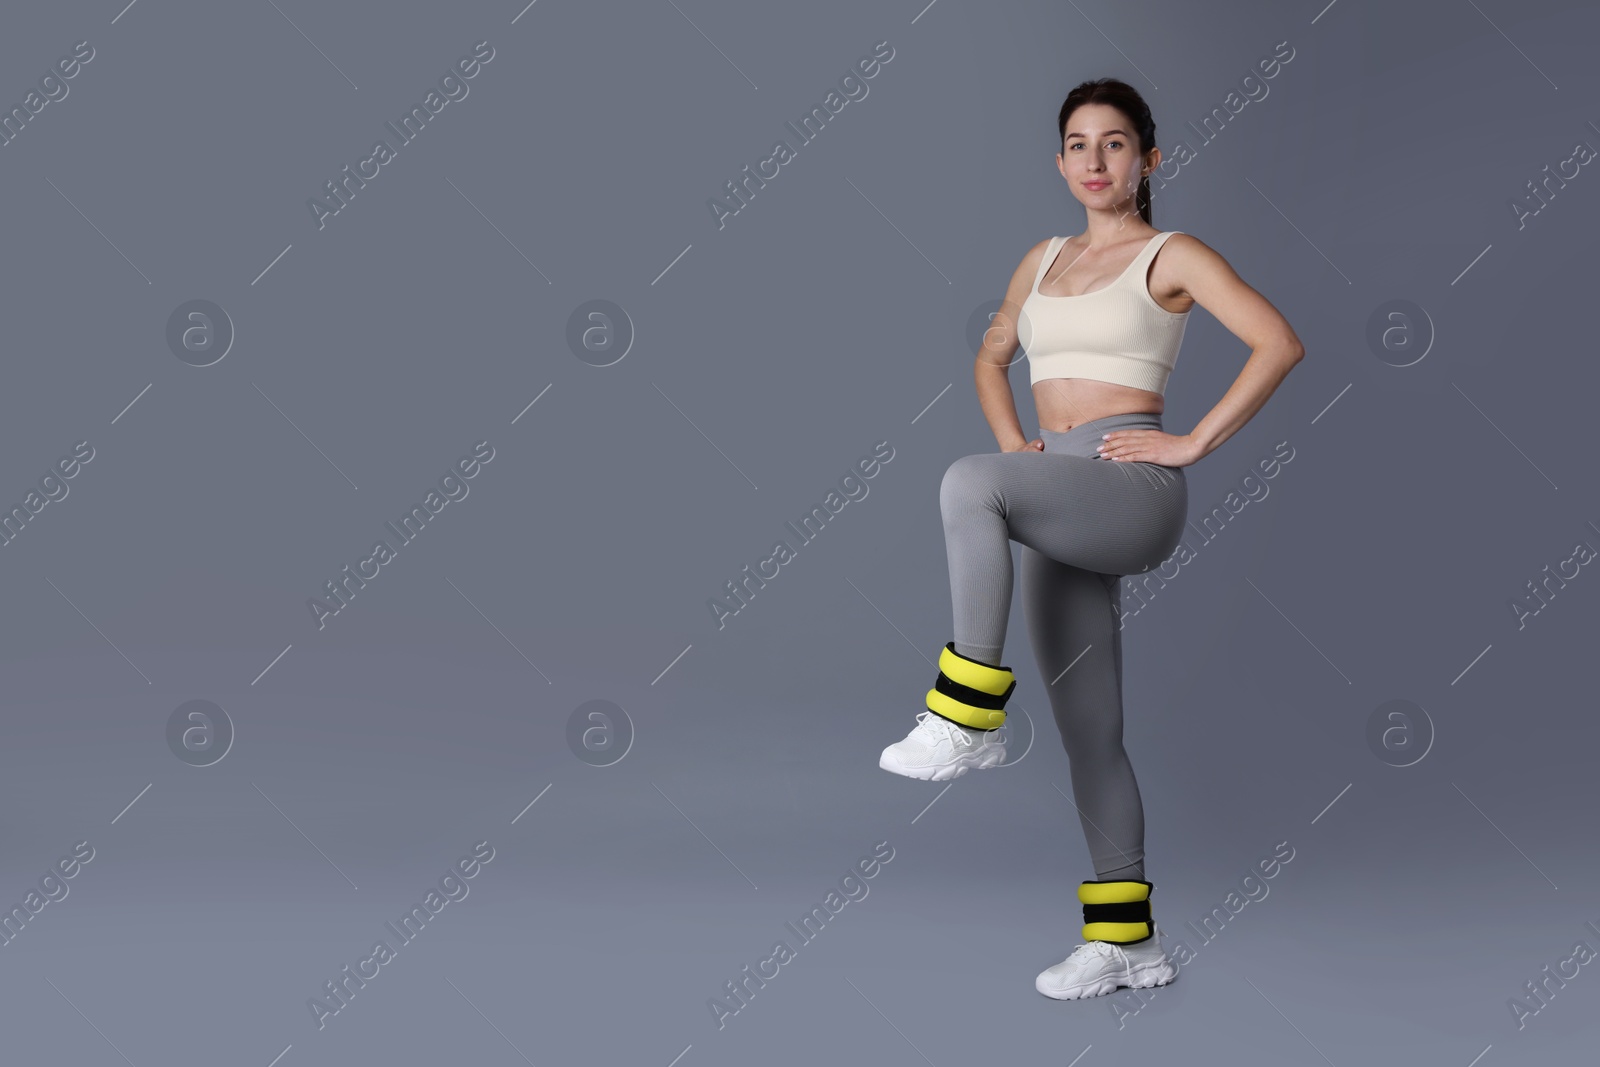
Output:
(1032, 377), (1163, 433)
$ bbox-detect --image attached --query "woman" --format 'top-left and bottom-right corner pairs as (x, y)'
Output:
(878, 78), (1304, 1000)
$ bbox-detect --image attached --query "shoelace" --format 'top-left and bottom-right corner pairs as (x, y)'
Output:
(912, 711), (963, 748)
(915, 710), (1001, 751)
(1073, 940), (1131, 971)
(915, 716), (998, 751)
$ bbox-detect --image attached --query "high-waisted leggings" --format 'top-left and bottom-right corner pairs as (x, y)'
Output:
(938, 411), (1188, 882)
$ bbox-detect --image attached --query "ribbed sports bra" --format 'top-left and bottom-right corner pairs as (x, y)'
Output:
(1018, 231), (1190, 396)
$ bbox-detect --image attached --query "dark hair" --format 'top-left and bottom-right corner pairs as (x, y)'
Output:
(1057, 79), (1158, 225)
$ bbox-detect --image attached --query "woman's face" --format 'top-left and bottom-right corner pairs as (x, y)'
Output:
(1056, 103), (1155, 215)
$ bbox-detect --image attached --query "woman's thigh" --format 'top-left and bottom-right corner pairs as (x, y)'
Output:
(941, 450), (1186, 576)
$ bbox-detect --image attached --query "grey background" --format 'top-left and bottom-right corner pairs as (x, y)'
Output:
(2, 0), (1597, 1064)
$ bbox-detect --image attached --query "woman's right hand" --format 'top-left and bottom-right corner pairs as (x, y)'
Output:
(1002, 438), (1045, 453)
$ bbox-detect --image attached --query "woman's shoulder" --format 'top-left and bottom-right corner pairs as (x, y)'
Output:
(1150, 232), (1218, 273)
(1023, 234), (1064, 265)
(1014, 235), (1062, 275)
(1158, 230), (1210, 251)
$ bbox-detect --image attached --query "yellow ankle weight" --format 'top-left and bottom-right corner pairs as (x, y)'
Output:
(924, 642), (1016, 730)
(1079, 878), (1154, 943)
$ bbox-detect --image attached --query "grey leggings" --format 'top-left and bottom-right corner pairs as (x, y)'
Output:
(938, 411), (1188, 881)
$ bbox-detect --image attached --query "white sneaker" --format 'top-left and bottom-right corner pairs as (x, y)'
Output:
(879, 710), (1006, 781)
(1035, 922), (1178, 1000)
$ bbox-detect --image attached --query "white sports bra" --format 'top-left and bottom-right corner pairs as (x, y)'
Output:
(1018, 231), (1190, 396)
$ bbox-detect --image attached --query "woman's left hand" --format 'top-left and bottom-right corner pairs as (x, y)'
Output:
(1097, 429), (1204, 467)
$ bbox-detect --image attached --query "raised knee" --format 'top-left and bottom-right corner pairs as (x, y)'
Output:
(939, 454), (991, 512)
(934, 454), (985, 499)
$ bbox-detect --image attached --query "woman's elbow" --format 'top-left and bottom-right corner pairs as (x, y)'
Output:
(1281, 337), (1306, 365)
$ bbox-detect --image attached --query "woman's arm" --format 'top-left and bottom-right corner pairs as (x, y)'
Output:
(1166, 234), (1305, 461)
(974, 239), (1055, 452)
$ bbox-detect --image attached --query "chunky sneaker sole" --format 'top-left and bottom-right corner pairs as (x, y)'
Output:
(879, 710), (1006, 781)
(878, 741), (1006, 781)
(1035, 923), (1178, 1000)
(1036, 954), (1177, 1000)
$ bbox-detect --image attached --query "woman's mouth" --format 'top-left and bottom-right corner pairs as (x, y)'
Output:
(1084, 181), (1111, 190)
